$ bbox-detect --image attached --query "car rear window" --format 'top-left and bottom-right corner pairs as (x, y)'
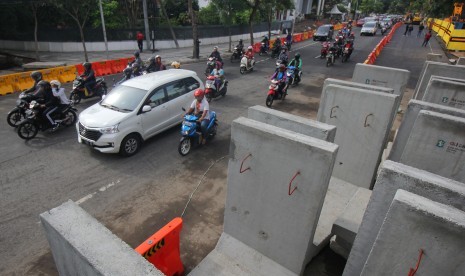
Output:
(364, 22), (376, 27)
(317, 26), (330, 32)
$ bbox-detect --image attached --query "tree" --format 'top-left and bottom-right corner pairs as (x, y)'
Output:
(247, 0), (260, 45)
(91, 0), (126, 29)
(156, 0), (179, 48)
(30, 2), (44, 61)
(188, 0), (199, 59)
(261, 0), (294, 41)
(209, 0), (248, 51)
(120, 0), (140, 28)
(50, 0), (95, 61)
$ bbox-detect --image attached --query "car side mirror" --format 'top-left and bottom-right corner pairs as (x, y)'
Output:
(142, 105), (151, 113)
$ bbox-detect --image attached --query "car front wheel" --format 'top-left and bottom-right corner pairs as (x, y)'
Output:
(119, 134), (141, 157)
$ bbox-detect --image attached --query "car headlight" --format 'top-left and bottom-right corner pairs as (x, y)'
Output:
(99, 124), (119, 134)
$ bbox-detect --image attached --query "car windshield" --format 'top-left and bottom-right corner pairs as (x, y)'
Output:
(364, 22), (376, 27)
(317, 26), (330, 32)
(100, 85), (148, 112)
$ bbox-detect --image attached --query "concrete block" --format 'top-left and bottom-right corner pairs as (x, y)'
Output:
(224, 117), (338, 274)
(361, 190), (465, 276)
(343, 161), (465, 276)
(40, 200), (163, 276)
(389, 100), (465, 161)
(351, 63), (410, 99)
(317, 84), (400, 189)
(423, 78), (465, 110)
(247, 105), (336, 142)
(457, 57), (465, 65)
(414, 61), (465, 100)
(426, 53), (443, 62)
(400, 110), (465, 182)
(322, 78), (395, 95)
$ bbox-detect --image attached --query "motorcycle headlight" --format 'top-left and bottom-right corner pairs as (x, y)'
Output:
(99, 124), (119, 134)
(184, 131), (189, 135)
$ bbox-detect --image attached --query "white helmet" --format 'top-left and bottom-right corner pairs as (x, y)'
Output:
(248, 45), (253, 50)
(50, 80), (61, 88)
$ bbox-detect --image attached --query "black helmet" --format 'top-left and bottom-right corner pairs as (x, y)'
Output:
(30, 71), (43, 82)
(295, 53), (300, 59)
(148, 56), (156, 62)
(134, 51), (140, 57)
(239, 39), (243, 43)
(83, 62), (92, 70)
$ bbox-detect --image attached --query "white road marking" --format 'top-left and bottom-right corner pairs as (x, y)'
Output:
(76, 179), (121, 205)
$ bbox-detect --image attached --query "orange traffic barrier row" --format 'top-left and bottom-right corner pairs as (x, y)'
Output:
(135, 217), (184, 276)
(363, 22), (402, 65)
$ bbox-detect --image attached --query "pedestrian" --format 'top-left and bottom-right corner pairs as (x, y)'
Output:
(417, 23), (425, 37)
(404, 23), (410, 35)
(407, 25), (414, 36)
(136, 31), (144, 52)
(422, 30), (432, 47)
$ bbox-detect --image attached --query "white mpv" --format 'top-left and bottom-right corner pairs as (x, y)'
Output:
(76, 69), (203, 156)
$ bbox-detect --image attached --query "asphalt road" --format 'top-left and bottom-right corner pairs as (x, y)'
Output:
(0, 27), (438, 275)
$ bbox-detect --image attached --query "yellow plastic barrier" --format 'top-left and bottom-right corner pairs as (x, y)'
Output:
(10, 72), (33, 92)
(53, 66), (77, 83)
(302, 31), (309, 40)
(40, 69), (56, 81)
(0, 75), (15, 95)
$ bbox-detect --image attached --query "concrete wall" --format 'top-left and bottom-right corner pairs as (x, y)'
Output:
(40, 200), (163, 276)
(343, 161), (465, 276)
(351, 63), (410, 100)
(400, 110), (465, 182)
(247, 105), (336, 142)
(423, 78), (465, 110)
(388, 100), (465, 162)
(322, 78), (395, 96)
(414, 61), (465, 100)
(224, 117), (338, 274)
(317, 84), (399, 189)
(360, 190), (465, 276)
(457, 57), (465, 65)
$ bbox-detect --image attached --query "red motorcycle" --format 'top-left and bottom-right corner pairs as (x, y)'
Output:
(265, 79), (287, 108)
(320, 41), (331, 59)
(341, 42), (354, 63)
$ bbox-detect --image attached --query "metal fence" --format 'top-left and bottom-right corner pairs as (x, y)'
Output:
(0, 21), (292, 42)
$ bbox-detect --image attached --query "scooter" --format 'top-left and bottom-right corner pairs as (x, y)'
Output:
(205, 57), (217, 75)
(326, 48), (336, 67)
(271, 44), (281, 59)
(259, 42), (269, 56)
(265, 79), (287, 108)
(240, 56), (255, 74)
(320, 41), (330, 59)
(16, 100), (77, 140)
(287, 65), (302, 86)
(113, 66), (134, 88)
(341, 42), (353, 63)
(70, 76), (107, 104)
(204, 75), (228, 102)
(284, 41), (292, 51)
(230, 46), (243, 62)
(178, 110), (218, 156)
(7, 92), (33, 127)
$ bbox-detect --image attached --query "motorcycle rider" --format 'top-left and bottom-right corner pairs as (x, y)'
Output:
(244, 45), (254, 68)
(288, 52), (302, 82)
(236, 39), (244, 54)
(33, 80), (60, 128)
(278, 46), (289, 65)
(25, 71), (43, 93)
(270, 63), (288, 97)
(261, 35), (269, 51)
(129, 50), (143, 75)
(210, 61), (225, 91)
(209, 46), (223, 67)
(286, 32), (293, 49)
(146, 55), (166, 73)
(272, 36), (282, 55)
(50, 80), (71, 109)
(185, 88), (210, 145)
(80, 62), (97, 96)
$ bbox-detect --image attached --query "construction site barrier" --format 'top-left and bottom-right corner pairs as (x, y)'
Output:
(93, 61), (112, 76)
(10, 72), (34, 92)
(364, 22), (402, 65)
(429, 17), (465, 51)
(135, 217), (184, 276)
(0, 75), (15, 95)
(110, 58), (127, 74)
(54, 66), (77, 83)
(253, 42), (261, 53)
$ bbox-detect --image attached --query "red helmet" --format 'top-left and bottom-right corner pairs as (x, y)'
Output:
(194, 88), (204, 97)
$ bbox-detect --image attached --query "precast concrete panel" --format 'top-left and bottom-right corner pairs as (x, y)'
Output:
(400, 110), (465, 182)
(414, 61), (465, 100)
(40, 200), (163, 276)
(247, 105), (336, 142)
(457, 57), (465, 65)
(360, 190), (465, 276)
(351, 63), (410, 100)
(343, 161), (465, 276)
(423, 78), (465, 110)
(317, 84), (400, 189)
(388, 100), (465, 161)
(224, 117), (338, 274)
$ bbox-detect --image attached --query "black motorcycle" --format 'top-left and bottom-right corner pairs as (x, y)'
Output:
(230, 45), (243, 62)
(259, 42), (269, 56)
(17, 100), (77, 140)
(70, 76), (107, 104)
(7, 92), (33, 127)
(326, 48), (336, 67)
(271, 44), (281, 58)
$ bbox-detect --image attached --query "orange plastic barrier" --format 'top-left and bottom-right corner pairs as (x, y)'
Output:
(75, 63), (85, 76)
(0, 75), (15, 95)
(253, 42), (261, 53)
(302, 32), (309, 40)
(110, 59), (126, 74)
(93, 61), (112, 76)
(135, 217), (184, 276)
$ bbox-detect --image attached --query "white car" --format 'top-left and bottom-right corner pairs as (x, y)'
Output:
(76, 69), (203, 156)
(361, 21), (378, 36)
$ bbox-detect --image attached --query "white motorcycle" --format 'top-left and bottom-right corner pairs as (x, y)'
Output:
(240, 56), (255, 74)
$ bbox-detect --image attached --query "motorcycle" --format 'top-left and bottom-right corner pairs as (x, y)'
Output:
(16, 100), (77, 140)
(284, 41), (292, 51)
(7, 92), (33, 127)
(341, 42), (353, 63)
(178, 110), (218, 156)
(326, 47), (336, 67)
(381, 25), (387, 35)
(259, 42), (269, 56)
(230, 46), (243, 62)
(113, 66), (134, 88)
(204, 75), (228, 102)
(70, 76), (107, 104)
(205, 57), (217, 75)
(240, 56), (255, 74)
(265, 79), (287, 108)
(271, 44), (281, 59)
(287, 65), (302, 86)
(320, 41), (330, 59)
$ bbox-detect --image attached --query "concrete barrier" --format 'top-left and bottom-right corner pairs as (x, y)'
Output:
(400, 110), (465, 182)
(192, 117), (338, 275)
(360, 190), (465, 276)
(457, 57), (465, 65)
(423, 78), (465, 110)
(352, 63), (410, 100)
(414, 61), (465, 100)
(40, 200), (163, 276)
(317, 84), (400, 189)
(247, 105), (336, 142)
(389, 100), (465, 162)
(344, 161), (465, 276)
(322, 78), (395, 96)
(426, 53), (443, 62)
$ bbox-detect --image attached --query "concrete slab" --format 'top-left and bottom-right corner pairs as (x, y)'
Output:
(414, 61), (465, 100)
(457, 57), (465, 65)
(317, 84), (400, 189)
(40, 200), (163, 276)
(223, 117), (338, 274)
(361, 189), (465, 276)
(388, 100), (465, 162)
(351, 63), (410, 99)
(322, 78), (395, 95)
(423, 78), (465, 110)
(247, 105), (336, 142)
(343, 161), (465, 276)
(400, 110), (465, 182)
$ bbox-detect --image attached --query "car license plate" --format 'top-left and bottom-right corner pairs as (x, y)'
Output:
(82, 139), (94, 146)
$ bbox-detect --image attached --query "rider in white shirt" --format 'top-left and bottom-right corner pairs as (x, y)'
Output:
(186, 89), (210, 144)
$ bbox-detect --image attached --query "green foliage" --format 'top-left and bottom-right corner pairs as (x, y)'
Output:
(198, 3), (221, 25)
(91, 0), (126, 29)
